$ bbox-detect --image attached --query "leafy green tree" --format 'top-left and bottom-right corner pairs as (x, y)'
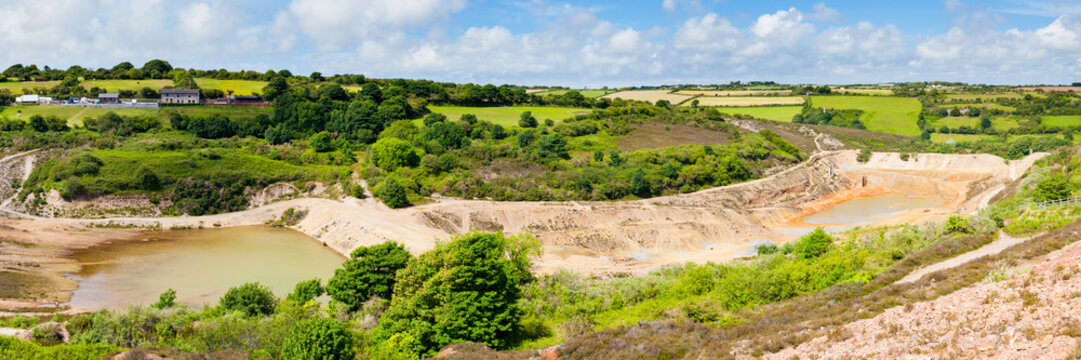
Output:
(593, 150), (604, 162)
(423, 121), (470, 151)
(423, 113), (447, 127)
(980, 117), (992, 130)
(662, 162), (679, 179)
(308, 131), (334, 152)
(656, 99), (671, 108)
(1034, 174), (1073, 202)
(690, 99), (699, 108)
(282, 317), (355, 360)
(920, 130), (931, 141)
(517, 129), (536, 147)
(319, 84), (349, 101)
(141, 59), (172, 77)
(794, 228), (832, 259)
(519, 111), (537, 128)
(309, 72), (324, 81)
(608, 150), (623, 167)
(376, 232), (539, 357)
(286, 278), (325, 304)
(460, 114), (478, 125)
(327, 242), (414, 310)
(491, 124), (506, 139)
(265, 124), (290, 145)
(370, 137), (420, 171)
(536, 134), (568, 159)
(944, 215), (972, 234)
(378, 177), (410, 208)
(134, 166), (162, 191)
(263, 77), (290, 102)
(28, 115), (47, 132)
(219, 283), (277, 317)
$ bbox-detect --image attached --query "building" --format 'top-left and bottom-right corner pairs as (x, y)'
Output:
(161, 89), (200, 104)
(98, 93), (120, 104)
(15, 94), (39, 104)
(228, 95), (266, 105)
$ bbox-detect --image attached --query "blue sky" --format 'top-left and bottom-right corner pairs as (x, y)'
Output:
(2, 0), (1081, 86)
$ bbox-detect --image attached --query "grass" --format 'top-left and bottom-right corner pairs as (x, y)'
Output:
(932, 116), (1020, 130)
(934, 103), (1017, 112)
(80, 79), (173, 93)
(713, 106), (803, 122)
(833, 89), (894, 96)
(0, 78), (266, 95)
(600, 90), (692, 105)
(810, 96), (922, 136)
(675, 90), (791, 96)
(931, 133), (996, 143)
(535, 89), (615, 98)
(426, 105), (590, 127)
(0, 105), (271, 126)
(193, 79), (267, 95)
(687, 96), (805, 107)
(943, 93), (1024, 101)
(1043, 115), (1081, 127)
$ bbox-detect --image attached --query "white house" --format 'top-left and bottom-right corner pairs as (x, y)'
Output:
(161, 89), (200, 104)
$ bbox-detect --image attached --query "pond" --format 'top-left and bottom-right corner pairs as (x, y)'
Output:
(65, 226), (345, 310)
(777, 194), (945, 238)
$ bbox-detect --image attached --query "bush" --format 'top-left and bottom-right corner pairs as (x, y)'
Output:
(376, 232), (538, 357)
(220, 282), (277, 317)
(794, 228), (833, 259)
(370, 137), (419, 171)
(282, 317), (356, 360)
(519, 111), (537, 128)
(1034, 174), (1073, 202)
(152, 289), (176, 309)
(378, 177), (410, 209)
(857, 148), (872, 163)
(308, 131), (334, 152)
(286, 278), (325, 304)
(327, 242), (413, 310)
(944, 215), (972, 234)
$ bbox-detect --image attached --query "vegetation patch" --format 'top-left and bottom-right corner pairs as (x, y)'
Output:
(810, 95), (922, 136)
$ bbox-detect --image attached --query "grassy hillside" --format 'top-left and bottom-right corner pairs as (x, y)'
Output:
(713, 106), (803, 122)
(810, 96), (922, 136)
(193, 79), (267, 95)
(0, 105), (271, 126)
(0, 78), (265, 95)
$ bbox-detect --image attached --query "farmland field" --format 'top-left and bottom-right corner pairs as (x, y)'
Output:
(809, 95), (921, 136)
(0, 81), (60, 94)
(943, 93), (1025, 101)
(600, 90), (691, 104)
(712, 106), (802, 122)
(689, 96), (805, 107)
(930, 133), (995, 143)
(534, 89), (615, 98)
(0, 105), (272, 126)
(832, 88), (894, 95)
(1042, 115), (1081, 127)
(932, 116), (1020, 130)
(81, 79), (173, 92)
(675, 90), (791, 96)
(933, 103), (1016, 112)
(426, 105), (589, 127)
(194, 79), (267, 95)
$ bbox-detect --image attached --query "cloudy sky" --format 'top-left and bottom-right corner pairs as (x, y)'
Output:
(2, 0), (1081, 86)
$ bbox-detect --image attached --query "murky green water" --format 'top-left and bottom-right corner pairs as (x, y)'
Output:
(65, 226), (345, 310)
(801, 193), (944, 225)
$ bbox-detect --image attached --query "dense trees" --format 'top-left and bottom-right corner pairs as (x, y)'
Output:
(370, 138), (419, 171)
(285, 278), (325, 304)
(326, 242), (413, 310)
(376, 232), (537, 357)
(282, 318), (355, 360)
(377, 177), (410, 209)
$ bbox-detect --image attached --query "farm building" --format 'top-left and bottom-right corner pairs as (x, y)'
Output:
(161, 89), (200, 104)
(15, 94), (39, 104)
(98, 93), (120, 104)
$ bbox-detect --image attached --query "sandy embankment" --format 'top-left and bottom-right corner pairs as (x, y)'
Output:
(0, 150), (1045, 309)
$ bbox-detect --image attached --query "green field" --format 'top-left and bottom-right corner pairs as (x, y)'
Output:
(534, 89), (614, 98)
(713, 106), (803, 122)
(426, 105), (590, 127)
(932, 116), (1021, 130)
(0, 105), (272, 126)
(933, 103), (1016, 112)
(193, 79), (267, 95)
(81, 79), (173, 93)
(943, 93), (1024, 101)
(930, 133), (995, 143)
(1042, 115), (1081, 127)
(809, 96), (922, 136)
(0, 78), (266, 95)
(833, 89), (894, 96)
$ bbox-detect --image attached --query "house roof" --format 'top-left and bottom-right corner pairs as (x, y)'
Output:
(98, 93), (119, 98)
(16, 94), (39, 102)
(162, 89), (200, 95)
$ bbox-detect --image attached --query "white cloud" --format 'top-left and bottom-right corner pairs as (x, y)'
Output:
(662, 0), (677, 12)
(674, 13), (741, 51)
(280, 0), (467, 50)
(808, 2), (842, 23)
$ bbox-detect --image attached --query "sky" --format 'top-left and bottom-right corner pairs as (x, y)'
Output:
(2, 0), (1081, 87)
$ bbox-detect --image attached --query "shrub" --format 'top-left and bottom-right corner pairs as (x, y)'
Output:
(282, 317), (356, 360)
(376, 232), (538, 357)
(378, 177), (410, 209)
(308, 131), (334, 152)
(220, 282), (277, 317)
(1034, 174), (1073, 202)
(794, 228), (833, 259)
(519, 111), (537, 128)
(286, 278), (325, 304)
(327, 242), (413, 310)
(370, 137), (419, 171)
(857, 148), (872, 163)
(944, 215), (972, 234)
(152, 289), (176, 309)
